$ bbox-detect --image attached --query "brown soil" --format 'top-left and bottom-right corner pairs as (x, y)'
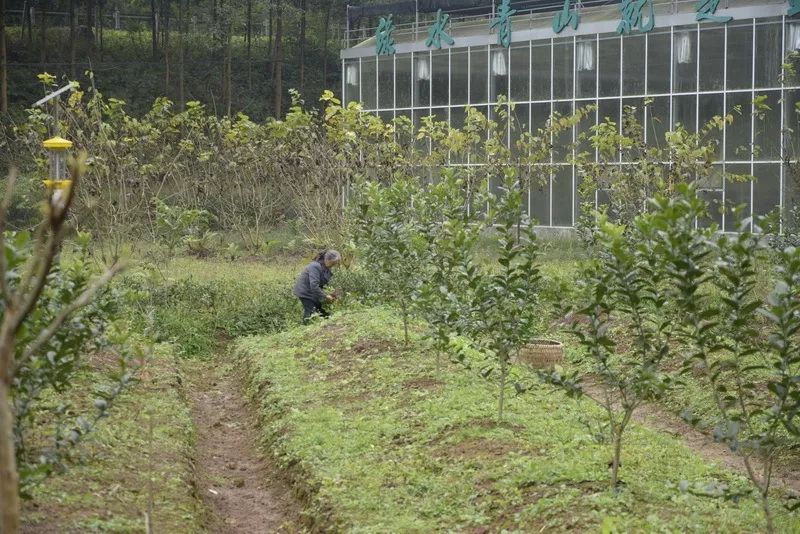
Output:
(402, 377), (444, 390)
(441, 437), (527, 459)
(187, 358), (305, 533)
(581, 379), (800, 493)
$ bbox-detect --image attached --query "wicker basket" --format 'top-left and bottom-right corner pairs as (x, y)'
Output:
(516, 339), (564, 369)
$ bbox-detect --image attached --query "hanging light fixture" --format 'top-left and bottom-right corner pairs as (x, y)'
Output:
(676, 31), (693, 64)
(416, 56), (431, 81)
(346, 64), (359, 86)
(790, 23), (800, 51)
(491, 49), (507, 76)
(576, 40), (595, 71)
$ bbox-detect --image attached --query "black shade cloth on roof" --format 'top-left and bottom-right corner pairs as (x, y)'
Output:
(347, 0), (619, 27)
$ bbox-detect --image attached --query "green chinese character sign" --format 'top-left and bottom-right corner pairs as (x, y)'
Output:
(376, 15), (396, 55)
(790, 0), (800, 17)
(552, 0), (579, 34)
(426, 9), (455, 49)
(491, 0), (517, 48)
(695, 0), (731, 23)
(617, 0), (655, 35)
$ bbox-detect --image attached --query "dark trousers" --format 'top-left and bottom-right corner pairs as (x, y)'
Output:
(300, 298), (329, 324)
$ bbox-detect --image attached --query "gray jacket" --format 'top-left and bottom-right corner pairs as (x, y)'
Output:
(293, 261), (332, 303)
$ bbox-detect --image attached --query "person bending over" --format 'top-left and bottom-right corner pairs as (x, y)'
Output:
(293, 249), (341, 324)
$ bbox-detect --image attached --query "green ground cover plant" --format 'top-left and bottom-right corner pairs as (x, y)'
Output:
(20, 343), (206, 533)
(238, 308), (800, 532)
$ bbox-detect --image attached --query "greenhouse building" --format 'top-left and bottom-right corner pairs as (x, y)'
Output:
(341, 0), (800, 231)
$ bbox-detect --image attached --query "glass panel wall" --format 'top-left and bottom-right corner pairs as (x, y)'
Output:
(432, 50), (449, 106)
(378, 55), (394, 109)
(470, 46), (488, 104)
(345, 15), (800, 228)
(396, 54), (412, 108)
(510, 42), (530, 102)
(532, 40), (552, 101)
(362, 57), (377, 109)
(599, 34), (621, 97)
(451, 49), (469, 105)
(647, 31), (670, 95)
(576, 36), (597, 99)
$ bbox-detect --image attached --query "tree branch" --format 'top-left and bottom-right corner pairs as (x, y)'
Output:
(0, 169), (17, 305)
(15, 261), (124, 374)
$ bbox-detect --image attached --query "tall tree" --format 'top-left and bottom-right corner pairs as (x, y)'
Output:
(0, 0), (7, 114)
(321, 0), (332, 91)
(86, 0), (96, 47)
(98, 0), (104, 59)
(69, 0), (76, 78)
(268, 0), (273, 72)
(151, 0), (158, 60)
(39, 0), (47, 67)
(224, 28), (231, 116)
(22, 0), (32, 47)
(299, 0), (306, 92)
(246, 0), (252, 91)
(164, 0), (170, 94)
(273, 0), (283, 116)
(179, 0), (185, 109)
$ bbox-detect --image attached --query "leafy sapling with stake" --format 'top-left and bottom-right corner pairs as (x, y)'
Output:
(351, 177), (431, 345)
(663, 205), (800, 534)
(458, 167), (542, 422)
(416, 169), (487, 377)
(542, 191), (687, 490)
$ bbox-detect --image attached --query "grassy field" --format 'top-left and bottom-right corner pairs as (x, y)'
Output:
(238, 307), (799, 533)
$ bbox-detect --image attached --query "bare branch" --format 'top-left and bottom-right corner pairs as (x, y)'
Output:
(15, 261), (125, 373)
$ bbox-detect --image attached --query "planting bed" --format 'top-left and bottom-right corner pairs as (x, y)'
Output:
(238, 308), (800, 532)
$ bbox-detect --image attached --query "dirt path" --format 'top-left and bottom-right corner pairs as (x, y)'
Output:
(187, 357), (304, 533)
(581, 380), (800, 493)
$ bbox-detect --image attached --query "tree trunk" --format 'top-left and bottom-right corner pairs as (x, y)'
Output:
(224, 32), (231, 116)
(178, 0), (185, 109)
(23, 0), (32, 48)
(498, 353), (507, 422)
(151, 0), (157, 60)
(98, 0), (104, 60)
(273, 0), (282, 117)
(0, 374), (20, 534)
(246, 0), (252, 91)
(164, 0), (170, 95)
(39, 0), (47, 67)
(69, 0), (76, 78)
(299, 0), (306, 92)
(322, 0), (331, 89)
(0, 0), (7, 114)
(610, 426), (623, 488)
(268, 1), (274, 80)
(86, 0), (96, 46)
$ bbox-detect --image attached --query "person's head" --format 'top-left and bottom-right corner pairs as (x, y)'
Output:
(316, 249), (342, 268)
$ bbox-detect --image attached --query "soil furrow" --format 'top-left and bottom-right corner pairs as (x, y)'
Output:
(187, 358), (303, 533)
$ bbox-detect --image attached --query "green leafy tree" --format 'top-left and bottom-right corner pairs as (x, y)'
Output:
(351, 177), (431, 345)
(545, 192), (680, 488)
(0, 157), (128, 534)
(459, 168), (542, 421)
(416, 169), (487, 376)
